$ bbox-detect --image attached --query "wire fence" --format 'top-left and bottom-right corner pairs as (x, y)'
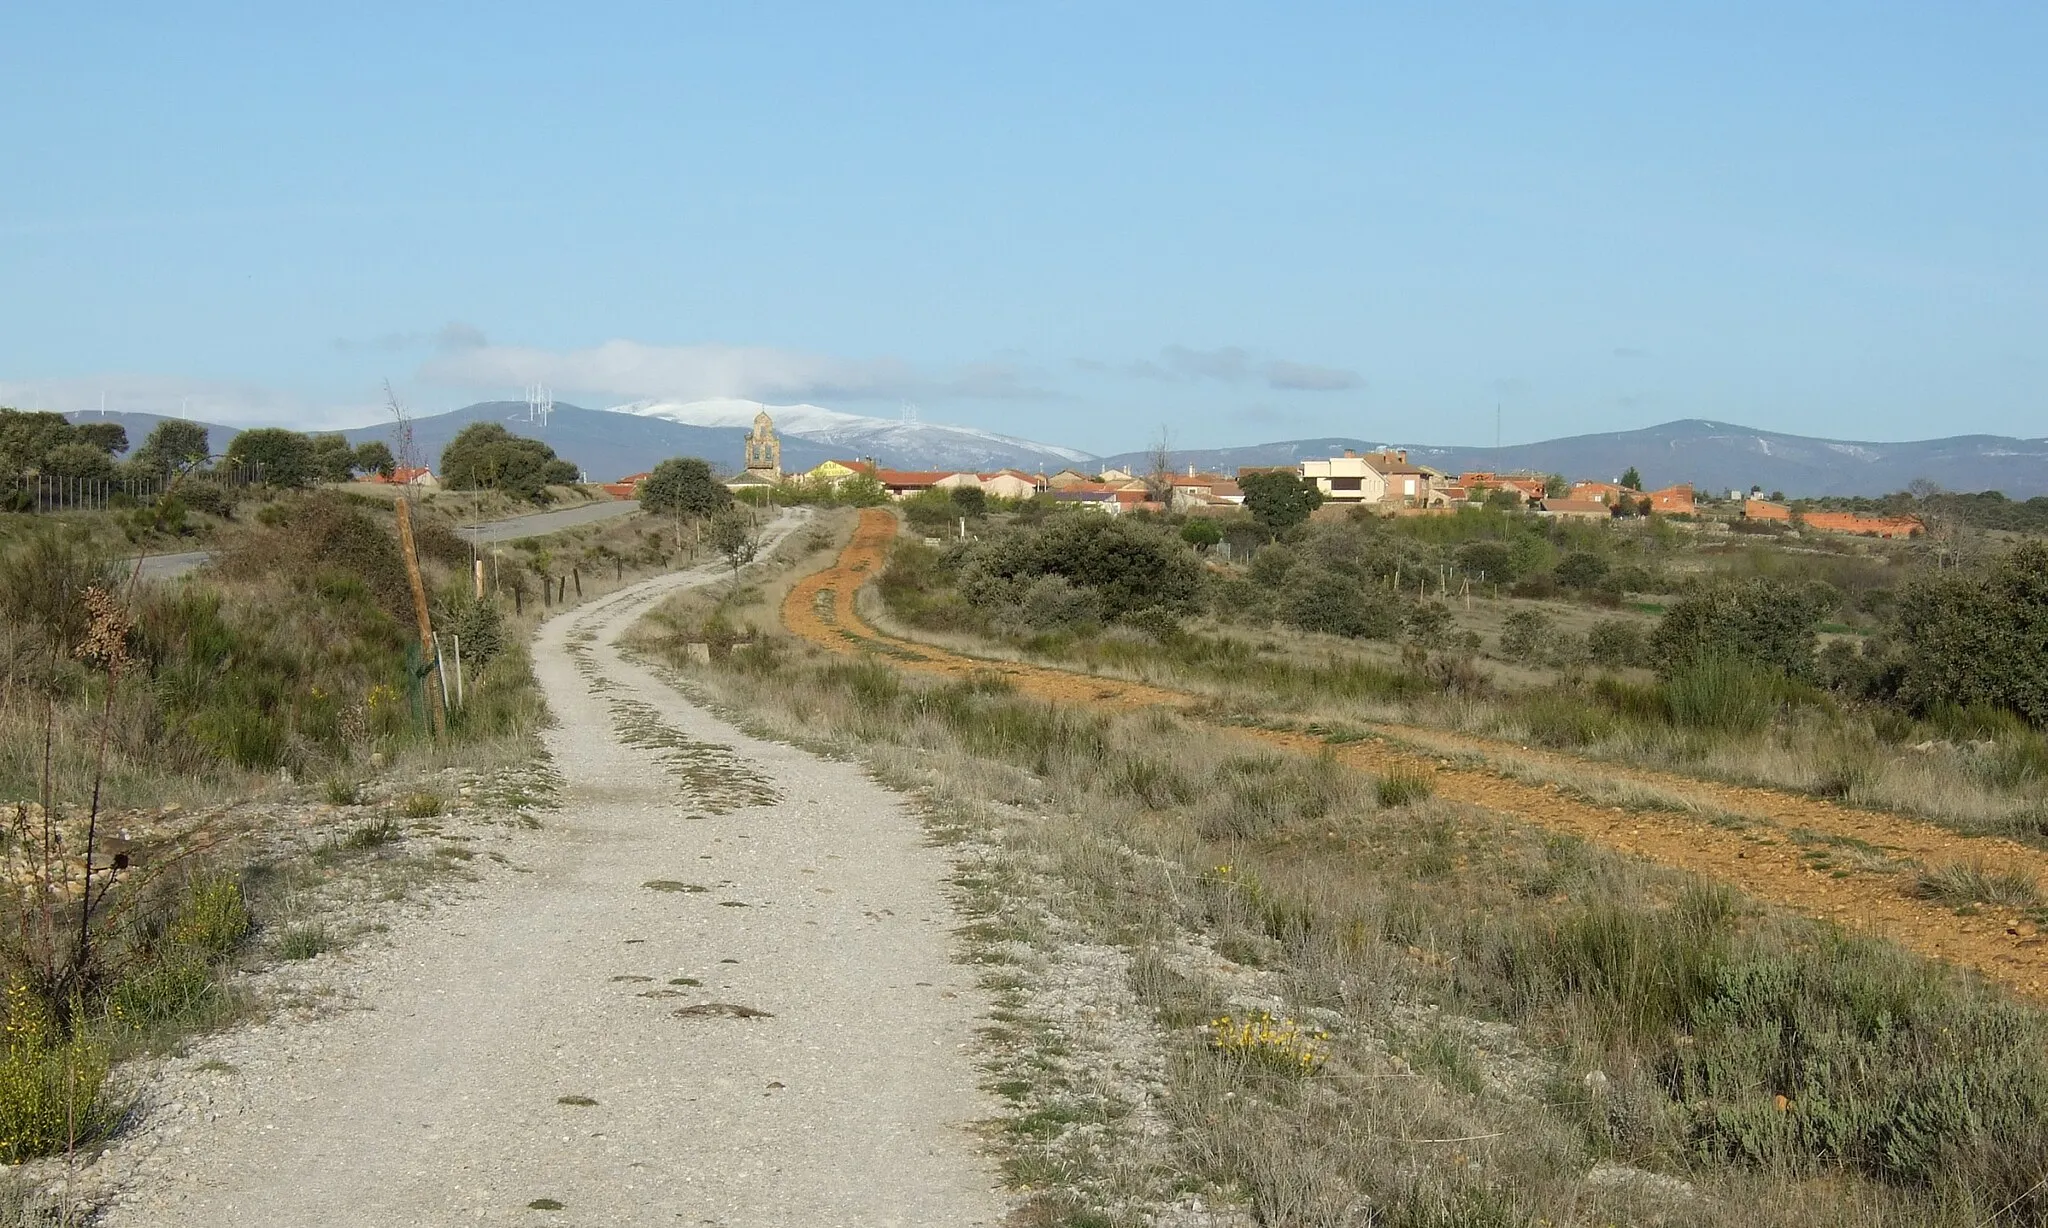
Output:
(3, 465), (269, 513)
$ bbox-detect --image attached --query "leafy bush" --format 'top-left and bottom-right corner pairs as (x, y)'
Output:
(1585, 619), (1648, 668)
(1498, 609), (1550, 662)
(1281, 574), (1397, 639)
(169, 876), (252, 958)
(1887, 541), (2048, 725)
(0, 1004), (113, 1163)
(1651, 578), (1836, 679)
(1554, 551), (1609, 590)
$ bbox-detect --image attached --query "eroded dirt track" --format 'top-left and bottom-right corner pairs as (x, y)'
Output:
(783, 509), (2048, 1001)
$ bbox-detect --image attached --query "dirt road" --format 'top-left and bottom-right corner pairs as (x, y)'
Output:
(109, 516), (1002, 1226)
(784, 508), (2048, 1003)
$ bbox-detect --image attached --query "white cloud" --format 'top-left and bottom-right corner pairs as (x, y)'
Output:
(418, 339), (1048, 404)
(0, 375), (380, 430)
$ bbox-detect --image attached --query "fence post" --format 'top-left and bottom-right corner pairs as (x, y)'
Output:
(573, 567), (581, 598)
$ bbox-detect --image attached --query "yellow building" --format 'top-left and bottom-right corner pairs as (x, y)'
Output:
(802, 458), (867, 486)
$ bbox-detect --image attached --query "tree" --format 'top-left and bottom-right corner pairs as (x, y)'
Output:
(41, 443), (115, 481)
(74, 422), (128, 454)
(638, 457), (733, 553)
(308, 433), (358, 483)
(1544, 473), (1570, 499)
(0, 409), (79, 475)
(1281, 573), (1398, 639)
(1620, 466), (1643, 491)
(1180, 519), (1222, 551)
(1240, 471), (1323, 531)
(133, 419), (210, 478)
(1455, 540), (1515, 583)
(834, 474), (888, 507)
(440, 423), (579, 502)
(1555, 551), (1610, 590)
(354, 440), (396, 478)
(707, 508), (759, 585)
(950, 485), (988, 518)
(224, 427), (316, 487)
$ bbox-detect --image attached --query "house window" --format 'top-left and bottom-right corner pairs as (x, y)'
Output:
(1329, 477), (1362, 492)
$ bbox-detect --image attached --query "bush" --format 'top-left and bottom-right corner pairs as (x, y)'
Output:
(1665, 657), (1776, 736)
(1554, 551), (1609, 590)
(1282, 574), (1397, 639)
(1585, 619), (1648, 668)
(1652, 578), (1836, 679)
(1498, 609), (1550, 662)
(0, 1010), (113, 1163)
(1887, 541), (2048, 725)
(170, 875), (252, 958)
(440, 593), (506, 669)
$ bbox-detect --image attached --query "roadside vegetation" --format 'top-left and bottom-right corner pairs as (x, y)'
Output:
(871, 503), (2048, 843)
(647, 588), (2048, 1225)
(0, 473), (619, 1183)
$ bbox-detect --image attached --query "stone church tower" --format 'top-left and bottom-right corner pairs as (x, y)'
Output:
(743, 409), (782, 481)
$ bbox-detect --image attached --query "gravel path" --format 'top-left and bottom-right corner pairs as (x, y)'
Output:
(105, 518), (1003, 1226)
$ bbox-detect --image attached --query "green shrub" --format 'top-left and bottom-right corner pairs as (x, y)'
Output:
(169, 876), (251, 959)
(1498, 609), (1549, 662)
(1665, 657), (1776, 736)
(1376, 768), (1435, 808)
(1651, 577), (1835, 679)
(107, 955), (219, 1029)
(1282, 574), (1397, 639)
(1585, 619), (1648, 668)
(324, 777), (364, 806)
(0, 1016), (113, 1163)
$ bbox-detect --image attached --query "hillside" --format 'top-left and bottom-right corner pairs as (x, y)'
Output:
(1101, 419), (2048, 498)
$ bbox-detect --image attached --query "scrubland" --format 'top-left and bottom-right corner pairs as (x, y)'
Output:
(639, 498), (2048, 1226)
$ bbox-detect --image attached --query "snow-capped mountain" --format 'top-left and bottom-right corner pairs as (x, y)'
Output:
(615, 398), (1096, 472)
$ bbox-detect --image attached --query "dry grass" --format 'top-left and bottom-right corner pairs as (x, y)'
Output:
(652, 617), (2048, 1227)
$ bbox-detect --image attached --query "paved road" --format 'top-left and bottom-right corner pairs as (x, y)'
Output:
(106, 511), (1004, 1226)
(131, 498), (644, 582)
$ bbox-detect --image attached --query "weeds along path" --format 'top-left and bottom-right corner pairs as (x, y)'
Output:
(784, 509), (2048, 1002)
(112, 511), (1003, 1228)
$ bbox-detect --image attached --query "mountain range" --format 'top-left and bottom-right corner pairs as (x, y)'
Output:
(1102, 419), (2048, 499)
(60, 405), (2048, 499)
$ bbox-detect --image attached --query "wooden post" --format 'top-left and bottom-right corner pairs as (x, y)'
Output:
(573, 567), (582, 598)
(473, 558), (485, 600)
(393, 498), (443, 738)
(615, 558), (622, 582)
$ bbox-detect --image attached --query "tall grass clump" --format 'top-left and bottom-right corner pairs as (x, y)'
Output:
(1664, 657), (1776, 736)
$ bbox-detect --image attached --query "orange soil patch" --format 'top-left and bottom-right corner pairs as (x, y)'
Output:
(781, 509), (2048, 1001)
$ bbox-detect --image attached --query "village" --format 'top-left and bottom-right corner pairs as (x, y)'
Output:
(584, 413), (1928, 539)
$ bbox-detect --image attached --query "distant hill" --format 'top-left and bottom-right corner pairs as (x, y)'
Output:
(617, 398), (1096, 473)
(1101, 419), (2048, 499)
(336, 401), (851, 482)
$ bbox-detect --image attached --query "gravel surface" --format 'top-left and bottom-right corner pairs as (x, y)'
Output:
(99, 516), (1004, 1226)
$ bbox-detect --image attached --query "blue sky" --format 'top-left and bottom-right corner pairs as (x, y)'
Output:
(3, 3), (2043, 453)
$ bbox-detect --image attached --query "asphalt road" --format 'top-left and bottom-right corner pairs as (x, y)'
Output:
(130, 498), (644, 581)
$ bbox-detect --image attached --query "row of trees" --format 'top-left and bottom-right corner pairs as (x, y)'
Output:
(0, 408), (402, 489)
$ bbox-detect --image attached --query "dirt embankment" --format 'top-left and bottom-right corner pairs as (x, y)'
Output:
(781, 509), (2048, 1002)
